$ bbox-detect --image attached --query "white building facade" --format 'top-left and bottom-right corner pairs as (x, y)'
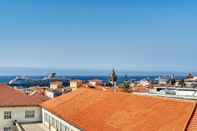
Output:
(42, 109), (81, 131)
(0, 106), (41, 131)
(0, 85), (48, 131)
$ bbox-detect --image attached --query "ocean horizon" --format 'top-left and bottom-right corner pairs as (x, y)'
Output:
(0, 67), (194, 76)
(0, 75), (186, 84)
(0, 67), (192, 84)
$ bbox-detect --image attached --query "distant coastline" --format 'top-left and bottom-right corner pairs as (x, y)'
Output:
(0, 75), (186, 84)
(0, 67), (194, 76)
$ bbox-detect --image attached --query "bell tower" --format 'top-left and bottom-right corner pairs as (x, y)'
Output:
(110, 68), (118, 91)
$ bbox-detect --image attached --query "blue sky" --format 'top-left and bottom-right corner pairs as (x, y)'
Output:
(0, 0), (197, 72)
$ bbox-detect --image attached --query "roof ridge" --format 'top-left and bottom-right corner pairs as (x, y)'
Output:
(184, 102), (197, 131)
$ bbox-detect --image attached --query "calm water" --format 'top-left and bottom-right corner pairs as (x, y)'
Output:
(0, 75), (186, 84)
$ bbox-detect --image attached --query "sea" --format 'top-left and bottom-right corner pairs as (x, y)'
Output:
(0, 68), (192, 84)
(0, 75), (186, 84)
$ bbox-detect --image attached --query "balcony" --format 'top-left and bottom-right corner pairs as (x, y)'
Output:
(14, 121), (48, 131)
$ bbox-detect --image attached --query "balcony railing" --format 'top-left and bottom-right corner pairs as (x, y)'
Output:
(14, 121), (25, 131)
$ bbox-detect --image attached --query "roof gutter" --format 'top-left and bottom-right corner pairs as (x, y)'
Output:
(184, 102), (197, 131)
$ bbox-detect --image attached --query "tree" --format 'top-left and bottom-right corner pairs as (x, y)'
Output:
(123, 75), (130, 89)
(187, 73), (193, 79)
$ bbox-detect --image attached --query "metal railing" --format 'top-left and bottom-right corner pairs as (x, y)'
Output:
(14, 121), (25, 131)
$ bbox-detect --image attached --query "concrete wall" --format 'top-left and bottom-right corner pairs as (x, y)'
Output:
(185, 81), (197, 88)
(50, 81), (63, 90)
(42, 109), (81, 131)
(45, 90), (55, 98)
(176, 90), (197, 96)
(70, 81), (82, 89)
(0, 106), (41, 131)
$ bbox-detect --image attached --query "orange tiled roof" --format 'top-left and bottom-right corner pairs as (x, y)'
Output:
(31, 92), (50, 101)
(186, 105), (197, 131)
(41, 88), (196, 131)
(89, 79), (102, 83)
(0, 84), (47, 107)
(51, 80), (63, 84)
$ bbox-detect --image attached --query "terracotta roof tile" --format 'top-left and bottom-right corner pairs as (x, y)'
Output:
(41, 88), (196, 131)
(0, 84), (46, 107)
(186, 105), (197, 131)
(31, 92), (50, 101)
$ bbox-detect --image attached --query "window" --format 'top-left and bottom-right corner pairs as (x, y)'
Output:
(60, 123), (64, 131)
(45, 113), (49, 123)
(47, 114), (49, 123)
(4, 111), (11, 120)
(52, 117), (55, 127)
(4, 127), (11, 131)
(65, 126), (69, 131)
(56, 120), (59, 130)
(25, 111), (35, 118)
(49, 116), (52, 125)
(44, 113), (47, 121)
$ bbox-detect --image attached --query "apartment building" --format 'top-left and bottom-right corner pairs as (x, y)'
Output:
(0, 85), (47, 131)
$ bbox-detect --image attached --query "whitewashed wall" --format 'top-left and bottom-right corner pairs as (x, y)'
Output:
(42, 109), (81, 131)
(0, 106), (41, 131)
(176, 90), (197, 96)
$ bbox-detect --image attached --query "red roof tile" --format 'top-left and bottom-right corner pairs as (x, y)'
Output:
(186, 105), (197, 131)
(31, 92), (50, 101)
(0, 84), (47, 107)
(41, 88), (196, 131)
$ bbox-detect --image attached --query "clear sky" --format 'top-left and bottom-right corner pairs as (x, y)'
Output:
(0, 0), (197, 72)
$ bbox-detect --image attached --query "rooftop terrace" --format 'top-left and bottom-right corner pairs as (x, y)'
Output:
(15, 122), (47, 131)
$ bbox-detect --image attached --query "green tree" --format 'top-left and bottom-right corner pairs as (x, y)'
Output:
(123, 75), (130, 90)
